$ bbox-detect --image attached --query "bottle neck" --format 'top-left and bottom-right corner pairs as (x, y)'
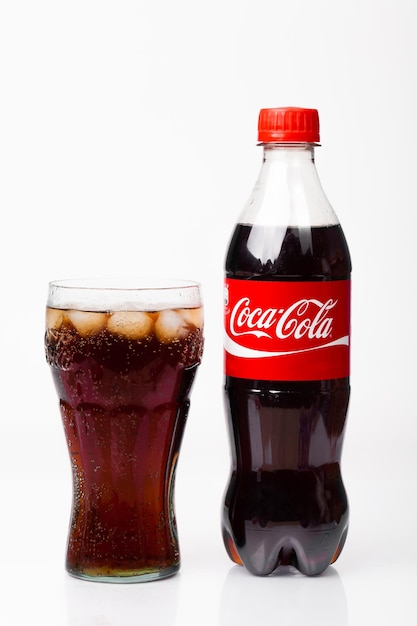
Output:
(258, 142), (321, 199)
(238, 142), (337, 228)
(260, 142), (317, 164)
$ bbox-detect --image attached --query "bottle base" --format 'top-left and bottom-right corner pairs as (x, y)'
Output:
(223, 523), (348, 577)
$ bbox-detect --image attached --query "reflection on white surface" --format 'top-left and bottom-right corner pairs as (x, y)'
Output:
(65, 574), (180, 626)
(219, 565), (348, 626)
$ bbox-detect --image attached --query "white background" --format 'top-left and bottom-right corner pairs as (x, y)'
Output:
(1, 1), (416, 624)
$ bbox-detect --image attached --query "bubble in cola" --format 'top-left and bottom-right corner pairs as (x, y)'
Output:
(222, 108), (351, 576)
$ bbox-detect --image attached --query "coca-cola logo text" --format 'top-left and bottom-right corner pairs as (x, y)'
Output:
(229, 297), (337, 341)
(224, 278), (350, 380)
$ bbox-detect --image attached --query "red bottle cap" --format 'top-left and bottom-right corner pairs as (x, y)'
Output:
(258, 107), (320, 143)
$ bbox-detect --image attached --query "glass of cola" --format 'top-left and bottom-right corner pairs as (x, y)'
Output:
(45, 278), (204, 582)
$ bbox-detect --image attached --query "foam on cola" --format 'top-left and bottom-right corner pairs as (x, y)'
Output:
(45, 296), (203, 582)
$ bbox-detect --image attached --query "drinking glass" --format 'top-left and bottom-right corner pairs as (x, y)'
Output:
(45, 278), (204, 582)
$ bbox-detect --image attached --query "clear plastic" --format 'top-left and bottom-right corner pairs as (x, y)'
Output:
(222, 138), (351, 576)
(239, 144), (339, 227)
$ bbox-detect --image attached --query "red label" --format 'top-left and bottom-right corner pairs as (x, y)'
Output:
(224, 278), (350, 381)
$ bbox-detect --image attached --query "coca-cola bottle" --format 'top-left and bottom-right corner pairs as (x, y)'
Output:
(222, 107), (351, 576)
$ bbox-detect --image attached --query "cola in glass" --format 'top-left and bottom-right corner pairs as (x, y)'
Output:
(222, 108), (351, 576)
(45, 279), (204, 582)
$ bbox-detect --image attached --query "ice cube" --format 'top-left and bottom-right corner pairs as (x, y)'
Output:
(107, 311), (154, 340)
(155, 309), (190, 343)
(182, 307), (204, 329)
(66, 310), (107, 337)
(46, 307), (64, 330)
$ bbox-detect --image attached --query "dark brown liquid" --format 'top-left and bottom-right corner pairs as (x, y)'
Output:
(223, 224), (351, 575)
(45, 311), (203, 580)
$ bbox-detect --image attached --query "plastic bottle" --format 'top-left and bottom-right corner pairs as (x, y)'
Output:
(222, 107), (351, 576)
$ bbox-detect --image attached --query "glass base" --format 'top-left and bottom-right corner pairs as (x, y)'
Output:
(66, 563), (180, 584)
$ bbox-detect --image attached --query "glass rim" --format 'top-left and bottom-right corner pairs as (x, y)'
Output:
(47, 277), (202, 312)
